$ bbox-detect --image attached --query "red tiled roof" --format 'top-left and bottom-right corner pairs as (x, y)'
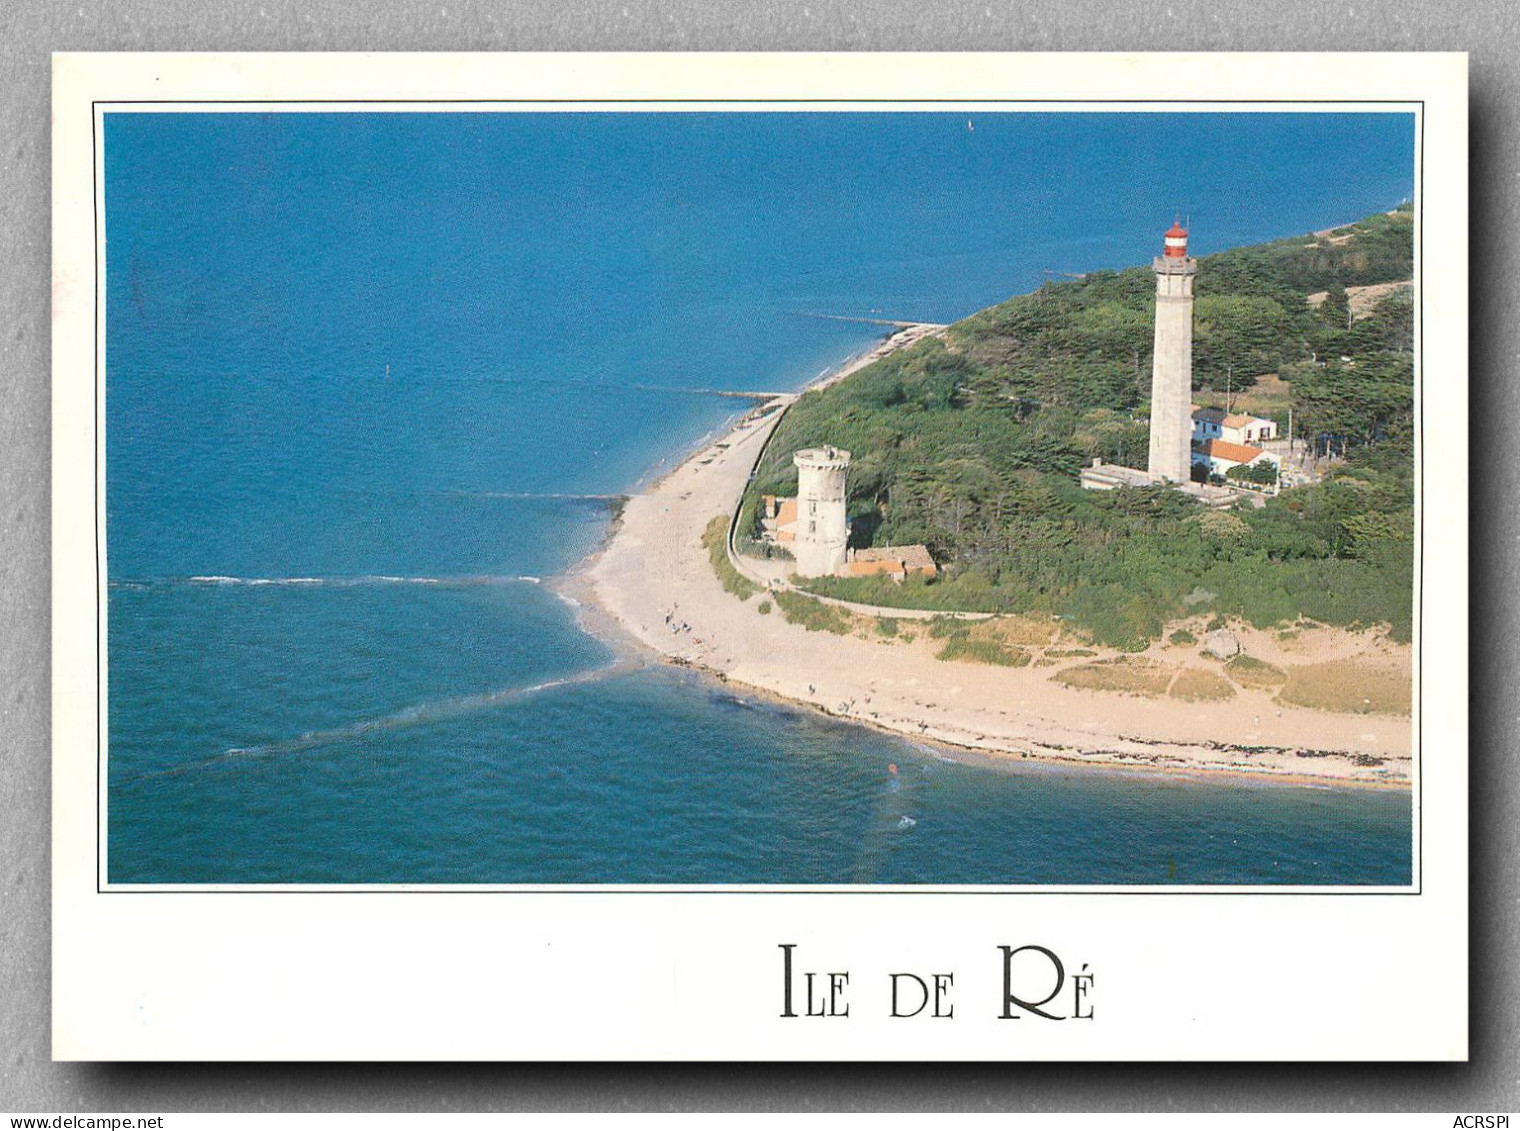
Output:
(847, 545), (938, 576)
(1200, 439), (1265, 464)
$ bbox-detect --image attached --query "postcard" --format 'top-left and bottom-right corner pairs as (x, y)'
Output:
(51, 51), (1468, 1060)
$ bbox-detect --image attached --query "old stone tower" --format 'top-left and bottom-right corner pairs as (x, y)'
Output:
(792, 446), (851, 578)
(1147, 220), (1198, 483)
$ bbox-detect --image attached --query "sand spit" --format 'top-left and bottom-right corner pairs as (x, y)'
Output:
(573, 324), (1412, 788)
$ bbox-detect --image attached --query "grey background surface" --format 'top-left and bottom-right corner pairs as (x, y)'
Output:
(1, 0), (1510, 1113)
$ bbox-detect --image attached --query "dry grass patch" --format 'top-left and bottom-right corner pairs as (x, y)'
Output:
(1277, 658), (1411, 716)
(1225, 654), (1288, 690)
(987, 615), (1060, 647)
(936, 637), (1031, 667)
(1169, 667), (1236, 702)
(1053, 657), (1174, 698)
(1193, 371), (1293, 420)
(931, 618), (1036, 666)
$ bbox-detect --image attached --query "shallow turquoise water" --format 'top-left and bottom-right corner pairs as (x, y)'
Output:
(105, 111), (1415, 884)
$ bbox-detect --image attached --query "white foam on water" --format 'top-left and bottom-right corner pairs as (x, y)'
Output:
(173, 574), (535, 589)
(121, 662), (633, 784)
(461, 491), (624, 502)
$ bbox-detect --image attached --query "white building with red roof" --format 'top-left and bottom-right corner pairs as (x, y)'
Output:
(1192, 437), (1281, 488)
(1192, 405), (1277, 447)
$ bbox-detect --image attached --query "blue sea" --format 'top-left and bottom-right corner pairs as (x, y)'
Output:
(105, 111), (1415, 885)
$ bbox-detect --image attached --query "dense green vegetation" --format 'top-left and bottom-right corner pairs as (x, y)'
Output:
(701, 515), (759, 600)
(744, 207), (1416, 649)
(773, 590), (852, 635)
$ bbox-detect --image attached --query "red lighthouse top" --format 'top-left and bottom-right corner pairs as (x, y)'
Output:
(1163, 221), (1189, 259)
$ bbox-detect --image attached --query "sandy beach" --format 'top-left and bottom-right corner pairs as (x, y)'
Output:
(572, 326), (1413, 788)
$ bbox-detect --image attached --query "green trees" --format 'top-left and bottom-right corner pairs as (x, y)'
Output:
(1318, 281), (1352, 331)
(742, 207), (1414, 646)
(1193, 294), (1294, 390)
(1225, 460), (1280, 488)
(1292, 352), (1413, 456)
(1348, 288), (1414, 356)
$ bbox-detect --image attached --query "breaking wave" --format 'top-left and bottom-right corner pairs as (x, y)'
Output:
(112, 574), (543, 590)
(438, 490), (626, 505)
(117, 662), (630, 784)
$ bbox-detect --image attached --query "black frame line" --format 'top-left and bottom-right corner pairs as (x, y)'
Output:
(89, 96), (1427, 896)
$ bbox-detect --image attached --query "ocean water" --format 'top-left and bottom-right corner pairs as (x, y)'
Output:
(105, 110), (1416, 885)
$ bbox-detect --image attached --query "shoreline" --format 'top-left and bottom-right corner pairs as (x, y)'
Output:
(566, 324), (1413, 791)
(556, 564), (1409, 794)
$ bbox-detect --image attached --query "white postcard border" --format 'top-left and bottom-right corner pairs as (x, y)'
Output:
(52, 52), (1468, 1061)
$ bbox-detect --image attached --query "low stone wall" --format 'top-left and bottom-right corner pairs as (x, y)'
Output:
(728, 545), (993, 623)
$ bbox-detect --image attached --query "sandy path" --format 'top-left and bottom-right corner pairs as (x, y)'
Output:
(575, 328), (1412, 788)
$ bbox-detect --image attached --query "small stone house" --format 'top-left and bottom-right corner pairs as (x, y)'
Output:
(759, 495), (800, 545)
(845, 545), (938, 582)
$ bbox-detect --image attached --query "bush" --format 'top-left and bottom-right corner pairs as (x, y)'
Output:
(1225, 654), (1287, 689)
(773, 590), (852, 635)
(1225, 460), (1279, 488)
(1168, 629), (1197, 646)
(701, 515), (759, 600)
(936, 636), (1029, 667)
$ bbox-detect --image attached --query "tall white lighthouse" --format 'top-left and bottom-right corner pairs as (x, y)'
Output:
(1147, 220), (1198, 483)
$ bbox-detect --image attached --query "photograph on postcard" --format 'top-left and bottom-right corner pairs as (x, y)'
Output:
(50, 50), (1469, 1065)
(95, 103), (1424, 888)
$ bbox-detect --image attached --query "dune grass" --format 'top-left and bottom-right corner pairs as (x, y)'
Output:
(1277, 658), (1410, 716)
(773, 590), (852, 635)
(701, 515), (759, 601)
(1169, 667), (1237, 702)
(1225, 654), (1288, 690)
(1053, 657), (1175, 698)
(936, 636), (1031, 667)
